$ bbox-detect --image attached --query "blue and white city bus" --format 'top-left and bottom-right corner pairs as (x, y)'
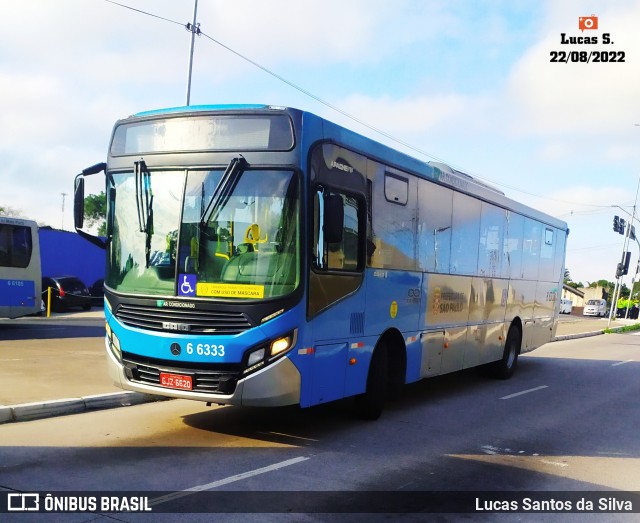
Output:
(0, 216), (42, 319)
(74, 105), (567, 419)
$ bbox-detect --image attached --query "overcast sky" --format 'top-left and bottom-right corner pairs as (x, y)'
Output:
(1, 0), (639, 285)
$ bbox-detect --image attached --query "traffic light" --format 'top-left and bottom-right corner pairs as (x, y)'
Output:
(613, 215), (626, 235)
(622, 251), (631, 275)
(616, 252), (632, 279)
(631, 225), (637, 241)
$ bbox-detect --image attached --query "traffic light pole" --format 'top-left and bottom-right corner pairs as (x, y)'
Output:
(608, 279), (619, 326)
(625, 240), (640, 319)
(608, 176), (640, 327)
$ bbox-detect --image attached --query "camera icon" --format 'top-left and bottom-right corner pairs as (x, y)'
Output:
(578, 15), (598, 31)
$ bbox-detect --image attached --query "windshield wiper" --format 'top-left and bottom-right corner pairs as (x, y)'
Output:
(134, 159), (154, 267)
(200, 156), (248, 228)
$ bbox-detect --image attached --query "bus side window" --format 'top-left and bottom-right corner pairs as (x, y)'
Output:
(504, 211), (524, 279)
(450, 192), (481, 275)
(539, 227), (556, 281)
(478, 202), (505, 278)
(0, 225), (10, 266)
(522, 218), (541, 280)
(314, 189), (362, 272)
(417, 179), (452, 273)
(0, 224), (32, 268)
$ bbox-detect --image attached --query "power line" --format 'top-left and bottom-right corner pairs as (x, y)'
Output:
(101, 0), (449, 165)
(101, 1), (629, 210)
(103, 0), (183, 27)
(567, 243), (622, 252)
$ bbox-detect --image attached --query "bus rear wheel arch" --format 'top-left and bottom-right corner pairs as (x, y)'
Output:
(488, 322), (522, 380)
(354, 330), (407, 420)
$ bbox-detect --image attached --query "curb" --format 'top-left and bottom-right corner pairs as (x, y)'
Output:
(0, 391), (167, 424)
(553, 330), (604, 342)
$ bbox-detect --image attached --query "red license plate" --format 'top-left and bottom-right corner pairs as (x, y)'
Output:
(160, 372), (193, 390)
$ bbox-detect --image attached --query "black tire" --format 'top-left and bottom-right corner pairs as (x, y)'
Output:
(490, 325), (521, 380)
(52, 301), (65, 313)
(387, 348), (406, 402)
(354, 343), (388, 420)
(82, 303), (92, 311)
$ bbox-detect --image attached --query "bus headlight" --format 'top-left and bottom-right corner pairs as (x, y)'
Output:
(247, 348), (266, 367)
(244, 347), (266, 375)
(270, 330), (297, 359)
(242, 330), (297, 375)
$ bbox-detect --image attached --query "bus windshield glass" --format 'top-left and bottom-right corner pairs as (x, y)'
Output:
(106, 169), (300, 300)
(110, 114), (294, 155)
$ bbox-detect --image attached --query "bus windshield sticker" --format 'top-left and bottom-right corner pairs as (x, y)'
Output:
(178, 274), (197, 297)
(196, 283), (265, 299)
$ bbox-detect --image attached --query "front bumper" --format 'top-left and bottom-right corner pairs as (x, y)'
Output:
(106, 338), (301, 407)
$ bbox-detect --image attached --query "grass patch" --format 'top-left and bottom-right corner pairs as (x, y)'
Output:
(604, 323), (640, 334)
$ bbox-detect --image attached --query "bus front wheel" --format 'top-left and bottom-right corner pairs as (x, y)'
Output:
(354, 343), (388, 420)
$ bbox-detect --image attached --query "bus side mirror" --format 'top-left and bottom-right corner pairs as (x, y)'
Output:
(323, 193), (344, 244)
(73, 162), (107, 250)
(74, 176), (85, 230)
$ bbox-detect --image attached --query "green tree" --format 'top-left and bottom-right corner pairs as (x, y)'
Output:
(84, 192), (107, 236)
(0, 205), (23, 217)
(563, 269), (582, 288)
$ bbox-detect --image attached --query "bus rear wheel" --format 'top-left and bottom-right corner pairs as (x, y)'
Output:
(490, 324), (521, 380)
(354, 343), (388, 420)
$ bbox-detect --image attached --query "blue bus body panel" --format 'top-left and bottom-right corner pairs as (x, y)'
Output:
(296, 269), (423, 407)
(363, 269), (424, 384)
(0, 279), (36, 307)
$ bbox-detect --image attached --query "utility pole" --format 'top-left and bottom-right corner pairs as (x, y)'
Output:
(61, 192), (67, 230)
(185, 0), (200, 106)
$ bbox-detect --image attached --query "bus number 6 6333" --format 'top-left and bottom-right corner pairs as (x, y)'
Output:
(186, 343), (225, 357)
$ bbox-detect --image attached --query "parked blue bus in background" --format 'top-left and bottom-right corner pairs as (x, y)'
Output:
(74, 105), (567, 419)
(0, 216), (42, 319)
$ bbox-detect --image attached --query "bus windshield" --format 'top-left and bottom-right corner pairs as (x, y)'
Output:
(107, 169), (300, 299)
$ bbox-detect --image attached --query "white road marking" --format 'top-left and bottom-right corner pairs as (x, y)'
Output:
(541, 459), (568, 468)
(612, 360), (634, 367)
(259, 431), (320, 442)
(500, 385), (548, 400)
(149, 456), (309, 506)
(481, 445), (528, 456)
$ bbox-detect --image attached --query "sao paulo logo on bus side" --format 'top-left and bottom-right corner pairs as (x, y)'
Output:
(433, 287), (442, 316)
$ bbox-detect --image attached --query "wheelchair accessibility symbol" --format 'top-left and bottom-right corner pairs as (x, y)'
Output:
(179, 274), (197, 296)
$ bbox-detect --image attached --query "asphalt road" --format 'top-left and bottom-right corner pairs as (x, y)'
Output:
(1, 331), (639, 522)
(0, 315), (104, 341)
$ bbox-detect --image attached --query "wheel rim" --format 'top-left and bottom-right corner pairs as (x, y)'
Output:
(506, 339), (516, 368)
